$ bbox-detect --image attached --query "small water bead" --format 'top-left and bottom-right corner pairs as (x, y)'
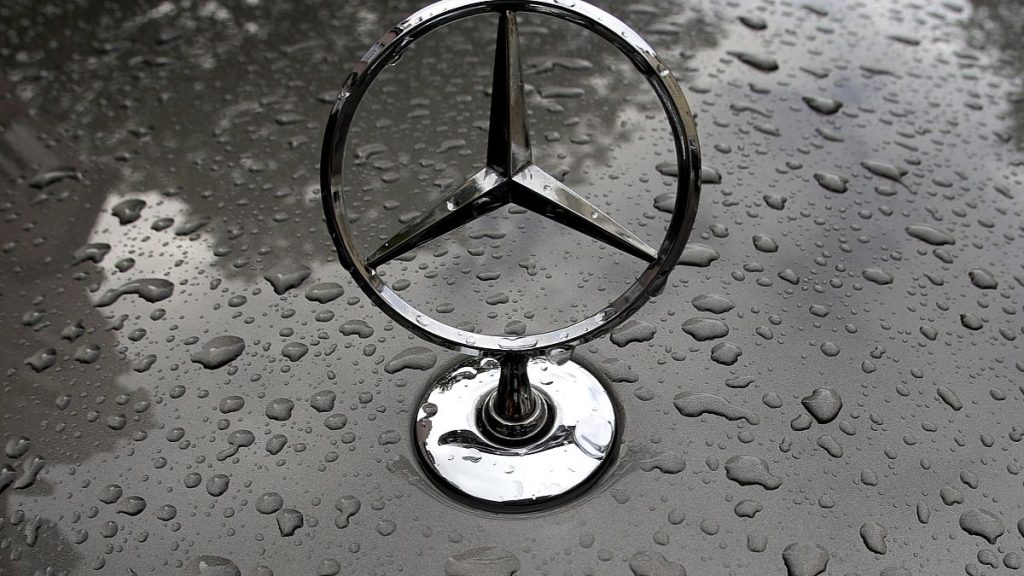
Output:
(98, 484), (123, 504)
(206, 474), (230, 497)
(277, 509), (304, 537)
(256, 492), (284, 515)
(263, 263), (311, 295)
(376, 519), (397, 536)
(5, 436), (31, 458)
(266, 434), (288, 455)
(95, 278), (174, 307)
(324, 414), (349, 430)
(219, 396), (245, 414)
(156, 504), (177, 521)
(724, 455), (781, 490)
(782, 542), (829, 576)
(813, 172), (848, 193)
(310, 390), (337, 412)
(681, 318), (729, 341)
(384, 346), (437, 374)
(677, 244), (720, 267)
(265, 399), (295, 421)
(117, 496), (147, 516)
(691, 293), (735, 314)
(111, 198), (146, 224)
(191, 336), (245, 369)
(727, 50), (779, 72)
(187, 555), (241, 576)
(711, 342), (743, 365)
(906, 224), (955, 246)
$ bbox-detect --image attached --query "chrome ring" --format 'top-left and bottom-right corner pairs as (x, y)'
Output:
(321, 0), (701, 356)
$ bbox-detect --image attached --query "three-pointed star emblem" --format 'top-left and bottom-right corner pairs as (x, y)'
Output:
(365, 11), (658, 269)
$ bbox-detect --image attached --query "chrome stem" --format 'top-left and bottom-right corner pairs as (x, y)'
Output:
(479, 354), (551, 444)
(492, 354), (536, 422)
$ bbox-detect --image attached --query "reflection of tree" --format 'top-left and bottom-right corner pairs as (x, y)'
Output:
(524, 5), (722, 173)
(0, 88), (157, 573)
(965, 0), (1024, 147)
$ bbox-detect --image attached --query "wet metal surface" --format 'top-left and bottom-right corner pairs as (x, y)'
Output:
(412, 355), (619, 512)
(2, 0), (1024, 574)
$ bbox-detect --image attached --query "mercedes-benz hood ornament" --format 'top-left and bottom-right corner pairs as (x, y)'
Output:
(321, 0), (700, 511)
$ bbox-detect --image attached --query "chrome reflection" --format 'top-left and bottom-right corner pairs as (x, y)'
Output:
(414, 356), (618, 510)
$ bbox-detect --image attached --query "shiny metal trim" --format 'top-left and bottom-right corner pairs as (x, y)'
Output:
(321, 0), (701, 357)
(413, 356), (619, 511)
(482, 353), (547, 442)
(487, 10), (532, 176)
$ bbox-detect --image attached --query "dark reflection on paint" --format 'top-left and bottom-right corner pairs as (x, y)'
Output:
(0, 81), (158, 575)
(965, 0), (1024, 148)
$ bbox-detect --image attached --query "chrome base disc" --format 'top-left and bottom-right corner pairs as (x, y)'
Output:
(414, 356), (618, 511)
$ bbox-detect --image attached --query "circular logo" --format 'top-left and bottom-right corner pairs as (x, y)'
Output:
(321, 0), (701, 356)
